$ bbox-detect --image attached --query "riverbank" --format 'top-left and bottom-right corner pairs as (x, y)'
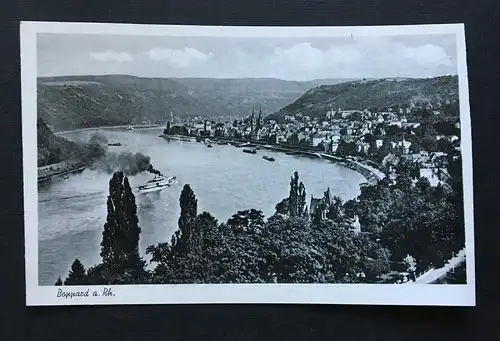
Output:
(39, 124), (162, 181)
(38, 160), (88, 182)
(161, 133), (386, 186)
(54, 124), (162, 136)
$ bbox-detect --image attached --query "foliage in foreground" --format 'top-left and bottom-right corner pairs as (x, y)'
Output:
(58, 156), (465, 285)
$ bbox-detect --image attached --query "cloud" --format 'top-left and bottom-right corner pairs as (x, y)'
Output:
(272, 42), (363, 68)
(38, 33), (457, 79)
(399, 44), (453, 67)
(148, 47), (213, 67)
(89, 51), (133, 62)
(255, 40), (455, 79)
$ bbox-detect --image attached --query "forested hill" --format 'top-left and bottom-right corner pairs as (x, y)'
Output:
(37, 117), (89, 167)
(267, 76), (459, 121)
(38, 75), (351, 131)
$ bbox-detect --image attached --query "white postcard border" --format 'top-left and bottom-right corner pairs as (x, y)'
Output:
(21, 21), (476, 307)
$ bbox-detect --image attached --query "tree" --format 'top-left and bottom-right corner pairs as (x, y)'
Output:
(101, 172), (124, 265)
(326, 196), (343, 221)
(191, 212), (218, 255)
(233, 119), (238, 127)
(363, 133), (375, 144)
(437, 138), (455, 154)
(336, 140), (357, 157)
(55, 277), (63, 286)
(175, 184), (198, 253)
(100, 171), (144, 272)
(288, 172), (299, 216)
(122, 177), (143, 270)
(275, 198), (289, 215)
(298, 182), (307, 216)
(415, 177), (431, 192)
(403, 254), (417, 281)
(421, 136), (439, 152)
(164, 121), (171, 134)
(227, 209), (265, 233)
(64, 259), (87, 285)
(287, 172), (307, 217)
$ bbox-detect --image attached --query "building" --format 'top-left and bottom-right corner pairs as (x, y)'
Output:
(309, 188), (333, 221)
(419, 168), (442, 187)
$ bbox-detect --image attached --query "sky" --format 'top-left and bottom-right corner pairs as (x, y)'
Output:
(37, 33), (458, 81)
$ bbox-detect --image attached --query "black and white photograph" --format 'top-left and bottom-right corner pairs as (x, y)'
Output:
(21, 22), (475, 306)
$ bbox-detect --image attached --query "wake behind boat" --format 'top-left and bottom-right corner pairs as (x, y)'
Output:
(137, 175), (177, 194)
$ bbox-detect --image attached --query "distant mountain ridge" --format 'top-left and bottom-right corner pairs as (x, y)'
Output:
(267, 75), (459, 121)
(38, 75), (356, 131)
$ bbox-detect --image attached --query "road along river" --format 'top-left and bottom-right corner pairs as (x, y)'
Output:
(38, 128), (367, 285)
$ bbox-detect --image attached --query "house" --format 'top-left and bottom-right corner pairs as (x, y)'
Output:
(276, 133), (286, 143)
(419, 168), (442, 187)
(360, 127), (370, 135)
(309, 188), (333, 221)
(356, 140), (370, 154)
(396, 139), (412, 155)
(350, 215), (361, 235)
(388, 121), (403, 128)
(331, 135), (341, 143)
(297, 132), (308, 143)
(375, 139), (384, 148)
(329, 142), (339, 153)
(309, 131), (331, 147)
(340, 110), (359, 118)
(382, 153), (400, 172)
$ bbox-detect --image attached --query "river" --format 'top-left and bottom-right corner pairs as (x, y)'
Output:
(38, 128), (366, 285)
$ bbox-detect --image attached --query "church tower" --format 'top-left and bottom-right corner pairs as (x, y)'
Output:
(257, 107), (263, 130)
(250, 108), (255, 132)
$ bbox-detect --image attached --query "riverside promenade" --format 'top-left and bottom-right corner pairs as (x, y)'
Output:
(166, 134), (387, 186)
(38, 160), (87, 182)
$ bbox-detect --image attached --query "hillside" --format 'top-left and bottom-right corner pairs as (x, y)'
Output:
(267, 76), (459, 121)
(37, 75), (327, 131)
(37, 117), (89, 167)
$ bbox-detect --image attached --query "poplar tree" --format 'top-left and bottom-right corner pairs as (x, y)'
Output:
(297, 182), (307, 216)
(288, 172), (299, 217)
(288, 171), (307, 217)
(100, 171), (143, 272)
(64, 258), (87, 285)
(175, 184), (198, 253)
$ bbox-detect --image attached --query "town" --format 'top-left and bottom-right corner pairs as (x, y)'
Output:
(163, 99), (461, 190)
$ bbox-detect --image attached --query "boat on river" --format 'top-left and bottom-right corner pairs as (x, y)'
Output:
(207, 144), (213, 148)
(262, 156), (275, 162)
(108, 142), (122, 146)
(243, 149), (257, 154)
(137, 175), (177, 194)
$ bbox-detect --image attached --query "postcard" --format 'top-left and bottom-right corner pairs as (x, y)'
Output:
(21, 21), (475, 306)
